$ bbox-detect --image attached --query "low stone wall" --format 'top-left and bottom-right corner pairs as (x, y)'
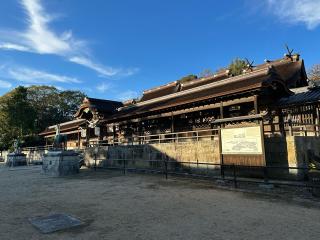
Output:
(1, 150), (45, 165)
(22, 150), (45, 164)
(84, 139), (221, 172)
(83, 136), (320, 180)
(6, 153), (27, 167)
(0, 151), (9, 163)
(264, 136), (320, 179)
(266, 136), (320, 165)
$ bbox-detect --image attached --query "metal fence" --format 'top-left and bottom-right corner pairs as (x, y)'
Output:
(90, 156), (320, 196)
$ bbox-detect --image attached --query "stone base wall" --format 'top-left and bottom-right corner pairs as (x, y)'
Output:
(264, 136), (320, 179)
(6, 153), (27, 167)
(22, 150), (45, 164)
(84, 140), (221, 172)
(0, 151), (9, 163)
(84, 136), (320, 180)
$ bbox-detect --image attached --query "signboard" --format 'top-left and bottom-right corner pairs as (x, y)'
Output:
(221, 126), (262, 154)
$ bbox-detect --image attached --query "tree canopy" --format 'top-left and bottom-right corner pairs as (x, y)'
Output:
(228, 58), (247, 76)
(0, 85), (86, 150)
(178, 74), (198, 84)
(199, 69), (214, 78)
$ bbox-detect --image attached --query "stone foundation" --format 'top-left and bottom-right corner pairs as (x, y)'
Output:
(42, 150), (80, 176)
(83, 136), (320, 180)
(6, 153), (27, 167)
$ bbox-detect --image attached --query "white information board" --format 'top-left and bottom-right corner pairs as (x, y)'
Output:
(221, 126), (263, 154)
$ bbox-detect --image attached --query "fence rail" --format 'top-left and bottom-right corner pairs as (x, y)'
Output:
(90, 156), (320, 196)
(22, 145), (54, 151)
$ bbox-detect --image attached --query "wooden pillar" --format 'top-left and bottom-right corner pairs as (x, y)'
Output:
(278, 109), (285, 136)
(254, 95), (258, 114)
(260, 120), (266, 166)
(171, 112), (175, 133)
(77, 130), (80, 149)
(288, 113), (293, 136)
(269, 117), (275, 135)
(316, 105), (320, 136)
(220, 101), (224, 119)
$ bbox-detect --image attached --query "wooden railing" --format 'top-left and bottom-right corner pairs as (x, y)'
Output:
(21, 145), (54, 151)
(264, 121), (320, 137)
(89, 128), (219, 147)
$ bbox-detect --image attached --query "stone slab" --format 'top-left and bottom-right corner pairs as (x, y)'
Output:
(29, 213), (83, 233)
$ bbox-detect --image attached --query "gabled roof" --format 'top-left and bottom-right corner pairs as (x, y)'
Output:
(107, 56), (307, 122)
(74, 97), (123, 119)
(39, 119), (86, 136)
(136, 55), (307, 105)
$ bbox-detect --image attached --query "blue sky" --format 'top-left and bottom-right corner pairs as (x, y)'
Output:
(0, 0), (320, 100)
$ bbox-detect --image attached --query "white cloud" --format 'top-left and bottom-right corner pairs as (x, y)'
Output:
(0, 80), (12, 88)
(2, 66), (80, 84)
(266, 0), (320, 29)
(70, 56), (139, 77)
(0, 0), (137, 77)
(0, 43), (31, 51)
(70, 57), (119, 77)
(96, 82), (111, 93)
(117, 90), (139, 101)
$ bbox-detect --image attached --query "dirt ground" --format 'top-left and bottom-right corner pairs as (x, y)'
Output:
(0, 164), (320, 240)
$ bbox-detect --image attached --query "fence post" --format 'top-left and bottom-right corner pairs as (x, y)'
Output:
(288, 120), (293, 136)
(233, 164), (237, 188)
(221, 163), (225, 180)
(123, 159), (126, 175)
(164, 158), (168, 180)
(94, 153), (97, 171)
(263, 166), (268, 183)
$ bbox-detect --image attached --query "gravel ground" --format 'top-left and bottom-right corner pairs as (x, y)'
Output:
(0, 164), (320, 240)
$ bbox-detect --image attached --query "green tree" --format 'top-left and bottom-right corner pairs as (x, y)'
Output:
(0, 85), (86, 149)
(26, 85), (86, 133)
(26, 86), (60, 132)
(58, 90), (86, 120)
(199, 69), (214, 78)
(178, 74), (198, 84)
(0, 87), (36, 149)
(228, 58), (247, 76)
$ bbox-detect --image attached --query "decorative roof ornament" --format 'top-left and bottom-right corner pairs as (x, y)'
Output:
(244, 58), (254, 72)
(284, 44), (294, 59)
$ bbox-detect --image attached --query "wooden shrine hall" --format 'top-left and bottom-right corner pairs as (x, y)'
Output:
(40, 53), (320, 149)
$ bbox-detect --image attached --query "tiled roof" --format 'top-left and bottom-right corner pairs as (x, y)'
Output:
(106, 57), (307, 121)
(137, 55), (307, 105)
(277, 86), (320, 106)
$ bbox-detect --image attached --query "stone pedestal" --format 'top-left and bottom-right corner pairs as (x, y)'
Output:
(42, 150), (80, 176)
(7, 153), (27, 167)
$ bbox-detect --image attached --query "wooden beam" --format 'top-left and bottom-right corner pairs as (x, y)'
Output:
(111, 96), (256, 125)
